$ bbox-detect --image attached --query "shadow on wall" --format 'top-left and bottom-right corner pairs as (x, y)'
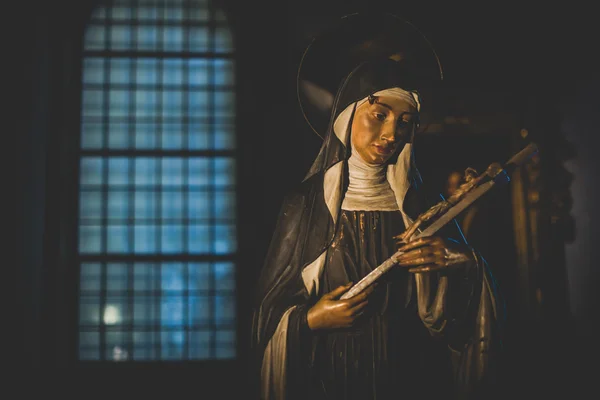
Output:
(561, 79), (600, 341)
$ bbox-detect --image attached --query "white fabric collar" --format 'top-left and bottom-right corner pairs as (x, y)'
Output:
(341, 142), (399, 211)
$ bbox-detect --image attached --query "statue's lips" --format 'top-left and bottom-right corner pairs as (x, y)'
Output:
(373, 144), (394, 154)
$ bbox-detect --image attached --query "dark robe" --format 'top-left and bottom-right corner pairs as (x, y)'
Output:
(250, 59), (505, 400)
(315, 209), (453, 399)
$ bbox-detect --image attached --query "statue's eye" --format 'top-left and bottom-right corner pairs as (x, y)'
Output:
(397, 120), (409, 129)
(374, 113), (386, 121)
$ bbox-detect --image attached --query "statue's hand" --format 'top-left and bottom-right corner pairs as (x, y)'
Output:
(307, 282), (376, 331)
(394, 236), (474, 273)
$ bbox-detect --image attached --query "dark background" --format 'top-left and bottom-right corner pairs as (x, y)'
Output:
(12, 0), (599, 397)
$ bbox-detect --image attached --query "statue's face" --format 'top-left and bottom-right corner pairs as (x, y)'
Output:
(350, 95), (417, 165)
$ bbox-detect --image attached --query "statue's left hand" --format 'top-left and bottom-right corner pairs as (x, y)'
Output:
(394, 236), (474, 273)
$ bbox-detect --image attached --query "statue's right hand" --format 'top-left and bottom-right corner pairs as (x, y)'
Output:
(306, 282), (376, 331)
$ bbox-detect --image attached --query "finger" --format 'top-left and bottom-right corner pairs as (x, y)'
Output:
(363, 283), (377, 295)
(324, 282), (353, 299)
(397, 237), (435, 252)
(345, 291), (369, 307)
(395, 247), (434, 260)
(344, 281), (378, 303)
(396, 240), (442, 252)
(392, 233), (406, 241)
(396, 247), (438, 262)
(409, 264), (446, 273)
(349, 300), (369, 315)
(397, 255), (439, 267)
(397, 249), (447, 265)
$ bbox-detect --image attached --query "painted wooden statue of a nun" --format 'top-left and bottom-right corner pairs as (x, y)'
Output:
(251, 15), (504, 400)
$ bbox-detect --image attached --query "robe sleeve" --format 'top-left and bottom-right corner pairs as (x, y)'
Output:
(413, 215), (505, 399)
(251, 176), (332, 400)
(414, 243), (482, 338)
(259, 305), (314, 400)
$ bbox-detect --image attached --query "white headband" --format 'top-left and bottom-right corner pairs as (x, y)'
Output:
(355, 87), (421, 112)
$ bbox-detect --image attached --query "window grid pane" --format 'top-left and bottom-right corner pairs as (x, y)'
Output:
(78, 0), (236, 361)
(78, 263), (236, 358)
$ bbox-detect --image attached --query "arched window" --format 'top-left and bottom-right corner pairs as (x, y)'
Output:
(77, 0), (236, 361)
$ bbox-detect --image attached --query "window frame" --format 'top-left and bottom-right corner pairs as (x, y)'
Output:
(72, 0), (241, 365)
